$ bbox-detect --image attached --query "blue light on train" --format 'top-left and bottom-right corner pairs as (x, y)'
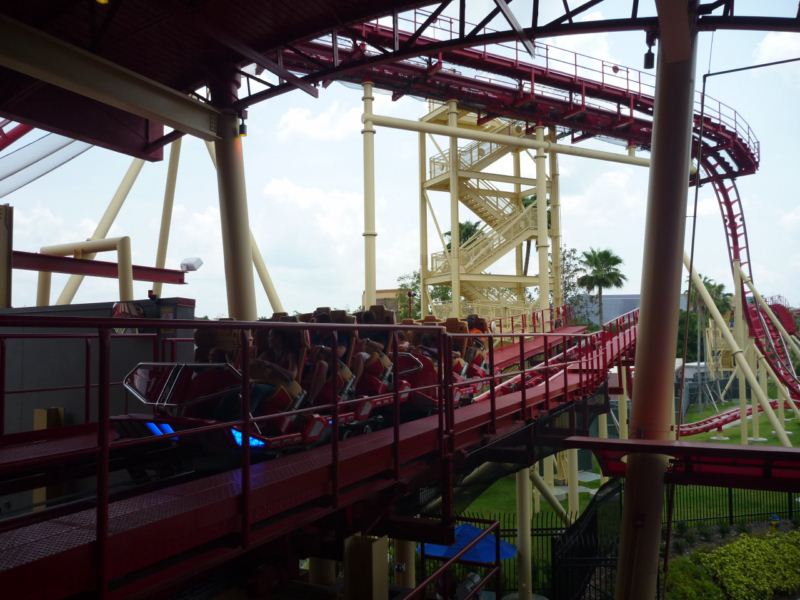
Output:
(145, 421), (178, 441)
(230, 428), (266, 448)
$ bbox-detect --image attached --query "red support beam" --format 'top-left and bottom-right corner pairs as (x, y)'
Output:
(11, 251), (185, 284)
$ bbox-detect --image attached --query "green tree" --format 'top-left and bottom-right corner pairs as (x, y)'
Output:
(395, 270), (451, 320)
(444, 220), (482, 249)
(559, 247), (589, 319)
(577, 248), (627, 325)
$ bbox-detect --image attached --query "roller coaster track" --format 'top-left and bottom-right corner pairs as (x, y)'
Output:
(281, 7), (795, 400)
(0, 7), (798, 597)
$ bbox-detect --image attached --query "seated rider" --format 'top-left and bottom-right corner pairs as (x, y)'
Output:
(465, 314), (487, 365)
(358, 309), (391, 377)
(311, 312), (363, 396)
(247, 328), (300, 417)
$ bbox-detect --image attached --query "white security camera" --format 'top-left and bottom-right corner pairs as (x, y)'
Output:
(180, 257), (204, 272)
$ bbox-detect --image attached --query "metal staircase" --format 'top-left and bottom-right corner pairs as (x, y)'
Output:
(430, 200), (538, 275)
(423, 110), (543, 310)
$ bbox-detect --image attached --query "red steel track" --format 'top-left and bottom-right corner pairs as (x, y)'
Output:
(278, 9), (795, 400)
(0, 9), (798, 597)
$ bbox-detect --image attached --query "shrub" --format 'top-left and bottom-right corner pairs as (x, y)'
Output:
(698, 531), (800, 600)
(698, 524), (714, 542)
(682, 529), (696, 546)
(734, 520), (749, 534)
(671, 539), (686, 555)
(674, 520), (688, 536)
(717, 522), (731, 536)
(665, 555), (724, 600)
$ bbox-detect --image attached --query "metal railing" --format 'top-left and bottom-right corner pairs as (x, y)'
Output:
(354, 7), (758, 164)
(0, 308), (639, 597)
(430, 200), (538, 274)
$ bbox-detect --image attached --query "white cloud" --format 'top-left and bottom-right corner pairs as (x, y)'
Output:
(755, 32), (800, 63)
(754, 33), (800, 87)
(277, 102), (362, 142)
(781, 205), (800, 229)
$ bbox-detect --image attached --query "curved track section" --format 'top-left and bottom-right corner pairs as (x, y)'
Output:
(280, 7), (795, 398)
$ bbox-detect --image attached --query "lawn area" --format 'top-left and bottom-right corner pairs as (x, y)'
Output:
(465, 454), (605, 519)
(682, 399), (800, 446)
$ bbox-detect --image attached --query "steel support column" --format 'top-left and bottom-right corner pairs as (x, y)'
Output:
(211, 75), (257, 320)
(513, 149), (524, 300)
(57, 158), (144, 304)
(615, 3), (697, 596)
(684, 254), (790, 446)
(447, 100), (461, 317)
(515, 467), (532, 600)
(534, 126), (549, 328)
(549, 128), (563, 309)
(308, 558), (336, 586)
(153, 139), (181, 298)
(394, 539), (416, 588)
(419, 132), (429, 317)
(204, 140), (284, 313)
(363, 82), (377, 309)
(733, 259), (749, 444)
(567, 448), (579, 517)
(619, 367), (629, 440)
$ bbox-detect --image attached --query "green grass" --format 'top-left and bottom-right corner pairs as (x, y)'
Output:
(682, 400), (800, 446)
(466, 463), (602, 519)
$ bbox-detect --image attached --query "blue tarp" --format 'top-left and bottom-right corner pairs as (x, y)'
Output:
(418, 524), (517, 564)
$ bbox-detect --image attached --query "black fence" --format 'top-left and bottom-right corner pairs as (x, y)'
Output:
(446, 479), (800, 599)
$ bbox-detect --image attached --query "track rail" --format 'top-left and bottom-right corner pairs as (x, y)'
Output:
(278, 9), (797, 400)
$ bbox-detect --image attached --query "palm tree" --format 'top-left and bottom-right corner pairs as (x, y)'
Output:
(577, 248), (627, 325)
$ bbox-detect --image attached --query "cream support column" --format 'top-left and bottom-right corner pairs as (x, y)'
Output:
(362, 82), (377, 309)
(737, 263), (800, 363)
(733, 259), (749, 444)
(549, 128), (563, 309)
(447, 100), (461, 317)
(616, 6), (697, 597)
(758, 347), (800, 421)
(204, 140), (284, 313)
(534, 126), (549, 326)
(344, 535), (388, 600)
(211, 75), (257, 320)
(530, 469), (569, 524)
(153, 139), (181, 298)
(250, 233), (285, 313)
(394, 539), (416, 589)
(758, 357), (777, 431)
(619, 367), (629, 440)
(748, 343), (762, 440)
(598, 413), (609, 484)
(567, 449), (579, 517)
(684, 254), (790, 447)
(515, 468), (532, 600)
(513, 150), (524, 299)
(419, 132), (429, 317)
(308, 558), (336, 587)
(57, 158), (144, 304)
(543, 454), (555, 489)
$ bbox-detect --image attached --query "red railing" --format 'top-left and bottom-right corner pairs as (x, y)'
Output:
(0, 310), (637, 597)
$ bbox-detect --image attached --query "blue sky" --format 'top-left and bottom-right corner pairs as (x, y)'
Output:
(2, 3), (799, 317)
